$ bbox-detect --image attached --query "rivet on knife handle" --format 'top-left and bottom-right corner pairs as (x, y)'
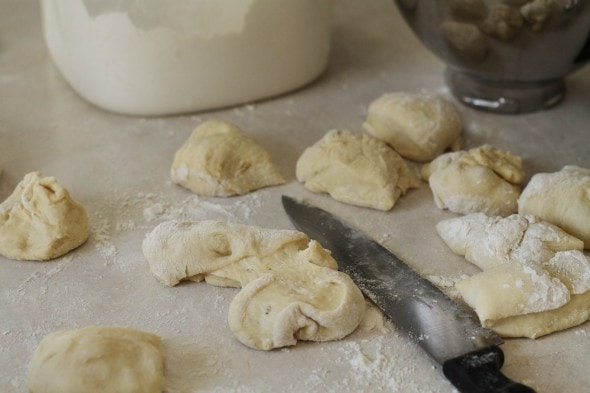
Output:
(443, 346), (536, 393)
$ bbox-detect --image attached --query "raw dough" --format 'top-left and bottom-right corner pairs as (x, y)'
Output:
(438, 213), (590, 338)
(0, 171), (89, 261)
(295, 130), (419, 211)
(448, 0), (488, 20)
(142, 220), (366, 350)
(422, 144), (524, 216)
(518, 165), (590, 249)
(170, 120), (285, 197)
(521, 0), (557, 32)
(480, 4), (523, 41)
(363, 91), (463, 162)
(456, 262), (571, 322)
(436, 213), (584, 270)
(442, 22), (489, 61)
(28, 326), (164, 393)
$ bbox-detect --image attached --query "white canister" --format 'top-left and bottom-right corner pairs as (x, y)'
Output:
(40, 0), (332, 116)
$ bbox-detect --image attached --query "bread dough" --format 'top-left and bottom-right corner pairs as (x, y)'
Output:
(28, 326), (164, 393)
(363, 91), (463, 162)
(456, 262), (571, 322)
(455, 251), (590, 338)
(436, 213), (584, 270)
(295, 130), (419, 211)
(0, 171), (89, 261)
(480, 4), (523, 41)
(142, 220), (366, 350)
(170, 120), (285, 197)
(422, 144), (524, 216)
(442, 22), (489, 61)
(521, 0), (557, 32)
(518, 165), (590, 249)
(438, 213), (590, 338)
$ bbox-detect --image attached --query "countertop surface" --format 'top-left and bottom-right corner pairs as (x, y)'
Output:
(1, 0), (590, 392)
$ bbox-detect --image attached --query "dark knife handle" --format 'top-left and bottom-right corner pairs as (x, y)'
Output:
(442, 346), (536, 393)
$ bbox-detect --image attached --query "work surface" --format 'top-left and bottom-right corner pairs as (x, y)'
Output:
(1, 0), (590, 392)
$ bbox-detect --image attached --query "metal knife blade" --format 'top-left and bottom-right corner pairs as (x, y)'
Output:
(282, 196), (536, 393)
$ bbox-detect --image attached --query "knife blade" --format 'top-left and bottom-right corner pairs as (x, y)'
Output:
(282, 196), (536, 393)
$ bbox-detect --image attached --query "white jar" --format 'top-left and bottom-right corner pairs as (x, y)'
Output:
(40, 0), (332, 116)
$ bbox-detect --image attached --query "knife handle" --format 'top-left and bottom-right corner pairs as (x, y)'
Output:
(442, 346), (536, 393)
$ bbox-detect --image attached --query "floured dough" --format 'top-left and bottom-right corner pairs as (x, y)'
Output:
(438, 212), (590, 338)
(518, 165), (590, 249)
(295, 130), (419, 211)
(436, 213), (583, 270)
(28, 326), (164, 393)
(142, 220), (366, 350)
(170, 120), (285, 197)
(422, 144), (524, 216)
(363, 91), (463, 162)
(0, 171), (89, 261)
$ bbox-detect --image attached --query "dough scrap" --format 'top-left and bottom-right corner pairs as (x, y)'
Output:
(439, 213), (590, 338)
(442, 22), (489, 61)
(295, 130), (419, 211)
(142, 220), (366, 350)
(481, 4), (523, 41)
(436, 213), (583, 270)
(520, 0), (557, 32)
(363, 91), (463, 162)
(422, 144), (524, 216)
(456, 262), (571, 322)
(0, 171), (89, 261)
(170, 120), (285, 197)
(28, 326), (164, 393)
(518, 165), (590, 249)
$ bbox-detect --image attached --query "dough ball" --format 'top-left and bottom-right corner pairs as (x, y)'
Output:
(456, 262), (570, 322)
(439, 212), (590, 339)
(441, 22), (489, 61)
(436, 213), (584, 270)
(28, 326), (165, 393)
(422, 144), (524, 216)
(170, 120), (284, 197)
(295, 130), (419, 211)
(0, 171), (89, 261)
(455, 251), (590, 338)
(363, 91), (463, 162)
(143, 220), (366, 350)
(518, 165), (590, 249)
(480, 4), (523, 41)
(520, 0), (557, 32)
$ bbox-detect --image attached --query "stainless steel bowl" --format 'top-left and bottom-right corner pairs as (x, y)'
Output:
(395, 0), (590, 113)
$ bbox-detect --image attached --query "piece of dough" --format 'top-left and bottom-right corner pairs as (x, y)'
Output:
(28, 326), (165, 393)
(0, 171), (89, 261)
(422, 144), (524, 216)
(363, 91), (463, 162)
(448, 0), (488, 20)
(480, 4), (523, 41)
(436, 213), (584, 270)
(456, 262), (570, 322)
(142, 220), (366, 350)
(295, 130), (419, 211)
(439, 212), (590, 338)
(170, 120), (285, 197)
(520, 0), (557, 32)
(455, 251), (590, 338)
(518, 165), (590, 249)
(442, 22), (489, 61)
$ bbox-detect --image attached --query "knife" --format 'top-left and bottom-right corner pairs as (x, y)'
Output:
(281, 196), (536, 393)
